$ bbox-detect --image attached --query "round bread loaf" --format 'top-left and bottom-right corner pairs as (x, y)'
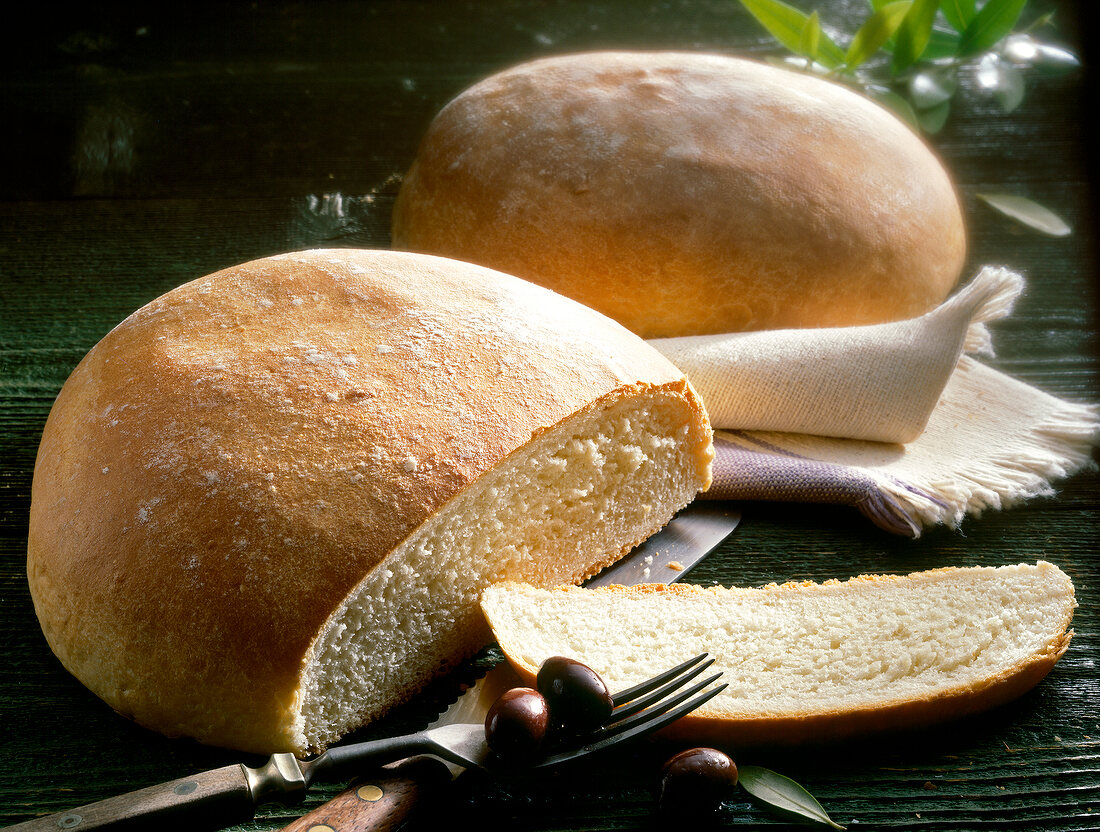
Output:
(392, 51), (967, 338)
(27, 249), (713, 754)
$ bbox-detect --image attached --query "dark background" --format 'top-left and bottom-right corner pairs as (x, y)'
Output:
(1, 2), (1097, 829)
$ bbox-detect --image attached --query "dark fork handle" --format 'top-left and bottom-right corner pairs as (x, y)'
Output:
(278, 758), (451, 832)
(2, 764), (257, 831)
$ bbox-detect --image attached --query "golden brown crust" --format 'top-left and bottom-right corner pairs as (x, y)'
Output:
(393, 51), (967, 339)
(27, 249), (711, 752)
(486, 564), (1075, 746)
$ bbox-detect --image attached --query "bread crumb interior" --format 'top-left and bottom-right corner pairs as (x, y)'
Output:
(481, 564), (1074, 716)
(296, 389), (705, 750)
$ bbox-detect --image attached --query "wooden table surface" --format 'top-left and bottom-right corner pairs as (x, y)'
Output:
(1, 2), (1097, 829)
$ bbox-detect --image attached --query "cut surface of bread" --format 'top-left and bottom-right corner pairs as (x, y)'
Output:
(27, 249), (712, 754)
(300, 389), (706, 750)
(394, 51), (966, 338)
(480, 563), (1075, 745)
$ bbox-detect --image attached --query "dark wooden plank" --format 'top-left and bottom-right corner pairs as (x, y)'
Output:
(1, 1), (1096, 830)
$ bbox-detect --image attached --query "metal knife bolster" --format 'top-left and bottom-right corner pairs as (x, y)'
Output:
(246, 754), (310, 804)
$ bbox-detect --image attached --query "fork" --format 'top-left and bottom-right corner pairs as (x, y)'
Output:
(4, 655), (725, 831)
(317, 652), (724, 780)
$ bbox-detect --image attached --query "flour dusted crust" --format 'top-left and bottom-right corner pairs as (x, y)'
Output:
(481, 563), (1076, 745)
(27, 249), (712, 753)
(393, 51), (967, 338)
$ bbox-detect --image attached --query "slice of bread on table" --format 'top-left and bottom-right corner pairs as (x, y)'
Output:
(481, 562), (1075, 744)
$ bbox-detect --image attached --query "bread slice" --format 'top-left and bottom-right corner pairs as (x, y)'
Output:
(27, 249), (713, 754)
(480, 563), (1075, 745)
(393, 51), (966, 338)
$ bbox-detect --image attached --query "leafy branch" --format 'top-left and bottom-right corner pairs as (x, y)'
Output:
(738, 0), (1079, 234)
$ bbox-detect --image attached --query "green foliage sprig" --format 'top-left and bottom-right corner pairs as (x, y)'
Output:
(739, 0), (1079, 234)
(740, 0), (1077, 129)
(739, 765), (846, 828)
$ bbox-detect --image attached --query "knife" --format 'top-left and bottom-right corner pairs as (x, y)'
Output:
(275, 502), (741, 832)
(3, 503), (737, 832)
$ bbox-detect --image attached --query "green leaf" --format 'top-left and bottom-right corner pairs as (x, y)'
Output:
(921, 27), (964, 60)
(994, 64), (1025, 111)
(916, 98), (951, 132)
(957, 0), (1027, 56)
(977, 193), (1072, 236)
(976, 53), (1026, 112)
(739, 766), (846, 829)
(909, 67), (958, 109)
(1031, 10), (1055, 29)
(739, 0), (846, 67)
(800, 10), (822, 59)
(941, 0), (977, 33)
(1033, 42), (1081, 74)
(845, 1), (913, 69)
(739, 0), (811, 51)
(892, 0), (940, 72)
(869, 89), (921, 129)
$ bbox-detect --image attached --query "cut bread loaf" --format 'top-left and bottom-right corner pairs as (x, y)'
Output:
(27, 249), (713, 754)
(481, 563), (1075, 745)
(393, 51), (967, 339)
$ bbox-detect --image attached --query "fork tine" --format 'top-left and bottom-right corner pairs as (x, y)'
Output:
(536, 679), (728, 769)
(589, 672), (723, 742)
(610, 652), (709, 706)
(607, 657), (716, 723)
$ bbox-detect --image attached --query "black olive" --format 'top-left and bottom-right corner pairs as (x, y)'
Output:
(536, 656), (614, 733)
(484, 687), (550, 762)
(658, 747), (738, 819)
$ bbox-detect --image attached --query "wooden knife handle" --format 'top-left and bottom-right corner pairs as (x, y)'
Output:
(278, 757), (452, 832)
(2, 764), (256, 831)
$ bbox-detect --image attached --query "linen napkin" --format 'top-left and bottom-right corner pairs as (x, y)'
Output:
(648, 267), (1100, 536)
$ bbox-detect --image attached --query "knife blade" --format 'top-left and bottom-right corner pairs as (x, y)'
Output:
(276, 502), (741, 831)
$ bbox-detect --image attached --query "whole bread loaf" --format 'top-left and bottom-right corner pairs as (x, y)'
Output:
(481, 562), (1075, 744)
(27, 249), (713, 754)
(393, 51), (967, 338)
